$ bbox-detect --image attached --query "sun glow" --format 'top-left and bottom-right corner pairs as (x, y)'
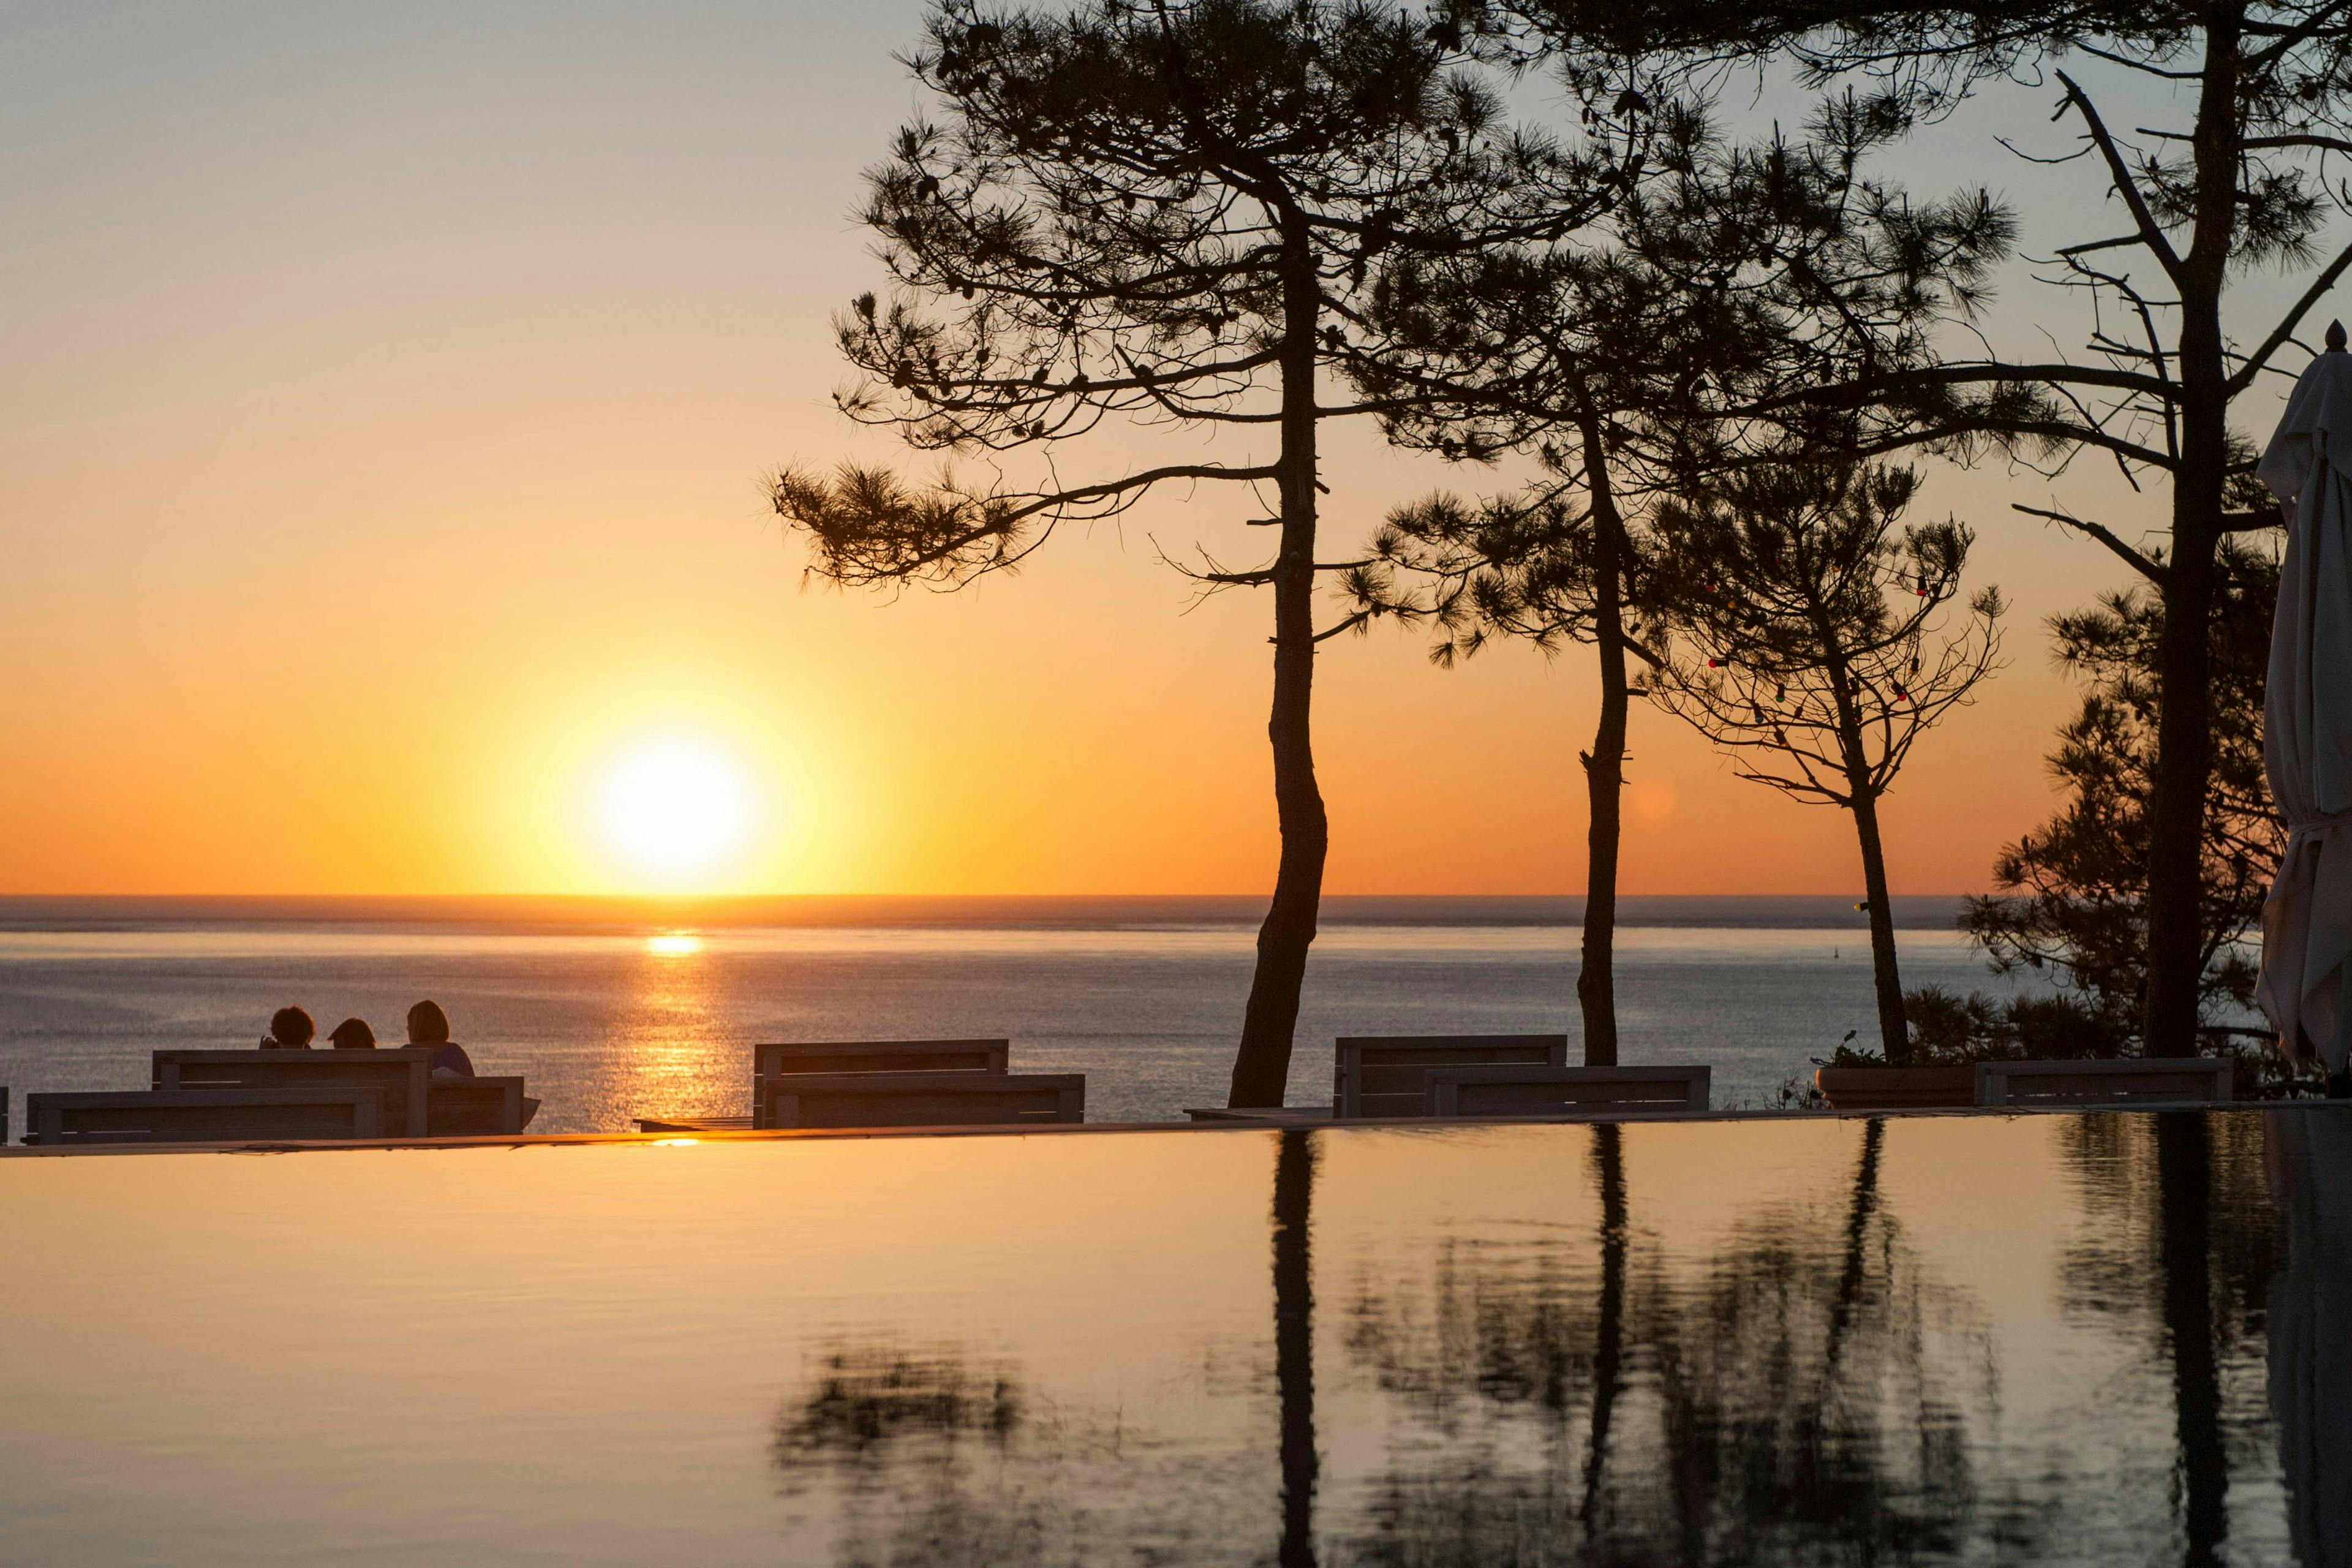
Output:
(645, 932), (704, 957)
(595, 739), (753, 886)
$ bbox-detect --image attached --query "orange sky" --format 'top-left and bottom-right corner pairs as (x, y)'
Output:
(0, 5), (2314, 896)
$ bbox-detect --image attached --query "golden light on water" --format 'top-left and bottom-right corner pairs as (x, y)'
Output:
(645, 933), (704, 957)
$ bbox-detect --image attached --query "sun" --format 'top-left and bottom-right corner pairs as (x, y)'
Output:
(595, 737), (753, 884)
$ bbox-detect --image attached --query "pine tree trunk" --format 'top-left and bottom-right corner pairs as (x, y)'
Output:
(1823, 637), (1908, 1061)
(2143, 18), (2239, 1058)
(1229, 231), (1327, 1108)
(1577, 409), (1627, 1068)
(1849, 785), (1910, 1063)
(2144, 518), (2220, 1057)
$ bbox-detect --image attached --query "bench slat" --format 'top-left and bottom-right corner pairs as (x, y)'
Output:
(1975, 1058), (2233, 1107)
(1427, 1065), (1711, 1118)
(27, 1088), (383, 1145)
(753, 1040), (1009, 1080)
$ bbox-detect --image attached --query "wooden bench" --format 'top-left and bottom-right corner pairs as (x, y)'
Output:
(425, 1077), (535, 1136)
(1334, 1034), (1570, 1119)
(1425, 1065), (1712, 1118)
(749, 1039), (1010, 1129)
(758, 1071), (1085, 1129)
(153, 1049), (434, 1137)
(1975, 1057), (2234, 1108)
(25, 1087), (383, 1145)
(634, 1039), (1016, 1133)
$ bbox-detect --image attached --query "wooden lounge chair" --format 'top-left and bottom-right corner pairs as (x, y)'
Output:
(1425, 1065), (1712, 1118)
(1334, 1034), (1570, 1120)
(153, 1048), (434, 1138)
(635, 1039), (1015, 1134)
(25, 1087), (383, 1146)
(425, 1077), (534, 1136)
(758, 1071), (1084, 1129)
(1975, 1057), (2234, 1108)
(746, 1039), (1010, 1130)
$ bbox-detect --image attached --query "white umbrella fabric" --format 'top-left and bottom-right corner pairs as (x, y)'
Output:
(2257, 320), (2352, 1076)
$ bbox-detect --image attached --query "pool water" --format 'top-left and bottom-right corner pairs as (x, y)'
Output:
(0, 1107), (2342, 1564)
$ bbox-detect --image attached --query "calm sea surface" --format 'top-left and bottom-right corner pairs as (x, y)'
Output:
(0, 894), (2060, 1137)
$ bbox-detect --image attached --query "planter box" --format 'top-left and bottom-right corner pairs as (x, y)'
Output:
(1814, 1064), (1977, 1111)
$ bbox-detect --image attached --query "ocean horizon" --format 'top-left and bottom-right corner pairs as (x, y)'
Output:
(0, 894), (2048, 1139)
(0, 891), (1978, 931)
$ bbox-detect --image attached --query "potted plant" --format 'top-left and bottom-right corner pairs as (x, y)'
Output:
(1812, 989), (2128, 1110)
(1812, 1038), (1975, 1110)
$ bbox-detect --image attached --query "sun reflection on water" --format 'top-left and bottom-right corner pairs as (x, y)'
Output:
(586, 928), (739, 1133)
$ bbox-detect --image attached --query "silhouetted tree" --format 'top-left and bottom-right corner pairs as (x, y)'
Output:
(1352, 91), (2009, 1063)
(1966, 540), (2282, 1038)
(1647, 461), (2003, 1060)
(1494, 2), (2350, 1058)
(771, 0), (1617, 1106)
(1374, 476), (1670, 1066)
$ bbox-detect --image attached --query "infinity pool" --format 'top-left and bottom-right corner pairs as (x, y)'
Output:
(1, 1108), (2343, 1564)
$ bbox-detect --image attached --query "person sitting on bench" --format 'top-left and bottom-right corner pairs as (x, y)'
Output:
(327, 1017), (377, 1050)
(405, 1000), (475, 1077)
(260, 1006), (315, 1050)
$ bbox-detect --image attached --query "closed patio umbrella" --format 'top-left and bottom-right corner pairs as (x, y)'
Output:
(2257, 320), (2352, 1084)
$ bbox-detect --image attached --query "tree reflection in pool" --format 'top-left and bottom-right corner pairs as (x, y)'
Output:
(769, 1111), (2350, 1567)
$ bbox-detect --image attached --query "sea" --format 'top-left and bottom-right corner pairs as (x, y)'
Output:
(0, 894), (2066, 1139)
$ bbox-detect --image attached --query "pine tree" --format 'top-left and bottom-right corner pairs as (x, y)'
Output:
(1648, 461), (2004, 1060)
(1347, 91), (2009, 1061)
(771, 0), (1620, 1105)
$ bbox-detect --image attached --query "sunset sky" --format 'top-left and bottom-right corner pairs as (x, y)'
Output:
(0, 3), (2316, 897)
